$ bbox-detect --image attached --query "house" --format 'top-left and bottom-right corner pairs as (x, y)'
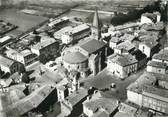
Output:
(152, 49), (168, 65)
(141, 21), (164, 31)
(139, 40), (159, 58)
(109, 36), (122, 49)
(114, 22), (139, 31)
(61, 88), (88, 117)
(107, 53), (138, 79)
(57, 85), (69, 102)
(83, 94), (119, 117)
(45, 61), (57, 71)
(0, 89), (26, 117)
(56, 70), (81, 102)
(131, 50), (147, 70)
(54, 26), (72, 40)
(6, 84), (57, 117)
(147, 61), (167, 74)
(158, 77), (168, 90)
(140, 12), (161, 24)
(61, 24), (91, 44)
(0, 55), (25, 74)
(114, 40), (136, 54)
(114, 104), (150, 117)
(19, 50), (38, 66)
(6, 48), (38, 66)
(0, 78), (13, 88)
(31, 37), (59, 59)
(142, 85), (168, 114)
(0, 36), (12, 46)
(56, 66), (68, 78)
(9, 72), (22, 83)
(127, 72), (156, 106)
(48, 16), (69, 27)
(0, 84), (55, 117)
(114, 102), (138, 117)
(119, 33), (135, 42)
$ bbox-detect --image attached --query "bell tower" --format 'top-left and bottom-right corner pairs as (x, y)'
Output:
(92, 8), (101, 40)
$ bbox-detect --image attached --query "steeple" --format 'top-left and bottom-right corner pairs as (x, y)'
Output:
(93, 8), (100, 28)
(92, 8), (101, 40)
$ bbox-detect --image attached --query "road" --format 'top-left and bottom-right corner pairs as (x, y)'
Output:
(72, 8), (114, 15)
(81, 68), (145, 101)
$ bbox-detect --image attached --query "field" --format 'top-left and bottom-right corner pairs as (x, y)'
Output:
(0, 9), (47, 32)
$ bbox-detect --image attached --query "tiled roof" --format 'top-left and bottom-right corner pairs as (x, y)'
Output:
(65, 88), (88, 107)
(62, 51), (87, 64)
(147, 61), (167, 69)
(110, 37), (121, 43)
(31, 37), (56, 50)
(127, 72), (156, 93)
(115, 40), (135, 52)
(79, 39), (106, 54)
(153, 49), (168, 61)
(142, 12), (157, 22)
(114, 22), (139, 31)
(142, 85), (168, 102)
(20, 49), (32, 57)
(91, 109), (109, 117)
(140, 40), (158, 48)
(54, 26), (72, 39)
(0, 56), (15, 68)
(83, 97), (118, 114)
(6, 85), (55, 116)
(108, 53), (137, 67)
(72, 24), (90, 34)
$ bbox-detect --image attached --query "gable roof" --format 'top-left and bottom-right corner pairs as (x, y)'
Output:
(108, 53), (138, 67)
(115, 40), (135, 52)
(6, 85), (55, 116)
(147, 61), (167, 69)
(0, 56), (15, 68)
(152, 49), (168, 61)
(31, 38), (56, 50)
(140, 40), (158, 48)
(79, 39), (106, 54)
(65, 88), (88, 107)
(83, 97), (118, 114)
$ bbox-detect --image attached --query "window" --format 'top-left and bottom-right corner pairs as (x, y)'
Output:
(162, 108), (165, 113)
(142, 46), (145, 52)
(149, 99), (152, 104)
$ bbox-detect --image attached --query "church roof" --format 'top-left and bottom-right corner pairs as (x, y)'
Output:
(92, 9), (101, 29)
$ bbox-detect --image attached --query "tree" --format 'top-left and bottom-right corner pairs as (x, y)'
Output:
(21, 73), (30, 83)
(39, 54), (48, 64)
(33, 29), (39, 35)
(18, 65), (26, 74)
(34, 35), (41, 43)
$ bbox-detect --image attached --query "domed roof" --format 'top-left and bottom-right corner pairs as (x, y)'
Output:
(62, 52), (87, 64)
